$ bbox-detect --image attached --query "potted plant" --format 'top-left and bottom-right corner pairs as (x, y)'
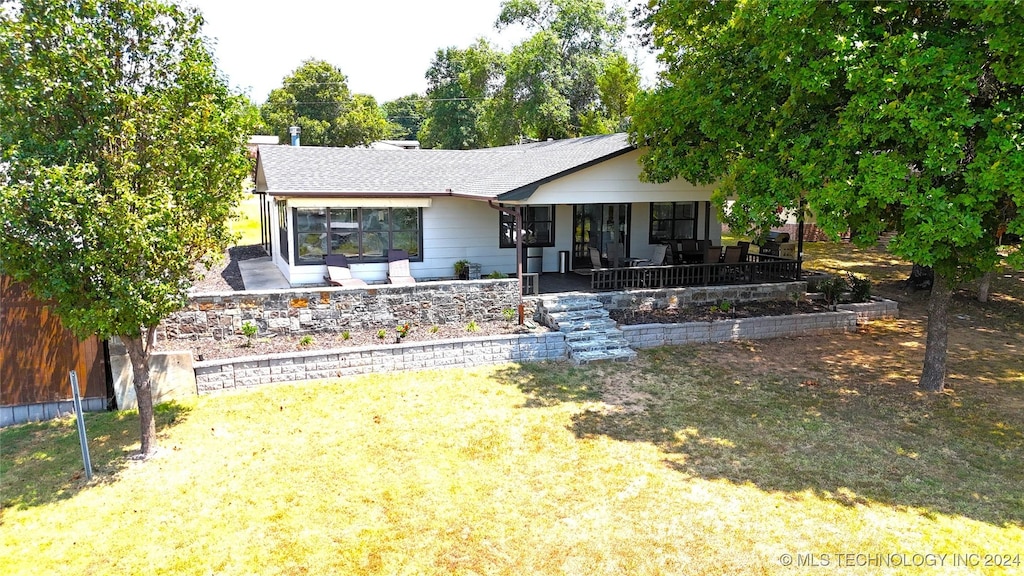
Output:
(454, 259), (470, 280)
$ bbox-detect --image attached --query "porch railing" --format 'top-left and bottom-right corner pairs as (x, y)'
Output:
(590, 254), (800, 291)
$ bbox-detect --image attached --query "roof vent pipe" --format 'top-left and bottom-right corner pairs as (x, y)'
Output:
(289, 125), (301, 146)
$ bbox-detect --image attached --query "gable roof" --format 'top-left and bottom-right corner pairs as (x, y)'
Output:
(255, 133), (633, 201)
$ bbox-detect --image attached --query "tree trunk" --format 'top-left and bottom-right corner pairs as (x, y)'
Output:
(977, 270), (993, 303)
(905, 263), (934, 291)
(919, 271), (952, 392)
(122, 327), (157, 456)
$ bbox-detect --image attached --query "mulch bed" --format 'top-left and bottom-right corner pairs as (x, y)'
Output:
(610, 299), (830, 325)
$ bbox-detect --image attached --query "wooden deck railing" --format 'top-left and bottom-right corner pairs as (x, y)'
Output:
(590, 255), (800, 291)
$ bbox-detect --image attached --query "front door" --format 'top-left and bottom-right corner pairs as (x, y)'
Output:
(573, 204), (631, 268)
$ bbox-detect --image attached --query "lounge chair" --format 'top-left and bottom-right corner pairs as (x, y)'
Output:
(589, 246), (604, 269)
(323, 254), (367, 287)
(387, 249), (416, 285)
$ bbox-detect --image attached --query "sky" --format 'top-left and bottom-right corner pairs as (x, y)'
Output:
(183, 0), (659, 105)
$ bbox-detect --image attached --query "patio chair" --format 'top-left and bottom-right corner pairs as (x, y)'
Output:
(737, 241), (751, 262)
(635, 243), (668, 267)
(677, 239), (701, 264)
(323, 254), (368, 288)
(606, 242), (624, 268)
(589, 246), (604, 269)
(721, 246), (744, 283)
(387, 249), (416, 285)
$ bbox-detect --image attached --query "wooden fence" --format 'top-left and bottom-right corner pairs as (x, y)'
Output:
(1, 276), (107, 406)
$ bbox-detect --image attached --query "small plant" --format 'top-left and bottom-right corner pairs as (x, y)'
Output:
(502, 307), (516, 323)
(396, 323), (411, 339)
(791, 291), (802, 305)
(298, 335), (314, 348)
(376, 328), (387, 340)
(241, 321), (258, 347)
(454, 259), (471, 279)
(719, 300), (732, 313)
(847, 272), (872, 303)
(430, 324), (440, 334)
(341, 330), (351, 340)
(818, 274), (849, 308)
(465, 320), (480, 332)
(486, 270), (506, 279)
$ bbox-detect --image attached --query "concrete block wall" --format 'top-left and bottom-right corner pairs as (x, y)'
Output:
(1, 397), (106, 428)
(193, 331), (567, 393)
(837, 298), (899, 322)
(621, 310), (858, 349)
(163, 279), (520, 342)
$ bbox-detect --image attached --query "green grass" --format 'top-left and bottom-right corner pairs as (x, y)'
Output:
(2, 360), (1022, 575)
(3, 241), (1023, 574)
(230, 195), (263, 247)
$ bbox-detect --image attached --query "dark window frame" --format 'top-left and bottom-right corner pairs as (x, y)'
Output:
(499, 204), (556, 248)
(649, 201), (698, 244)
(291, 206), (423, 266)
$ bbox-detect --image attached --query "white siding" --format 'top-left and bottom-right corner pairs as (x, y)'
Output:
(525, 149), (718, 205)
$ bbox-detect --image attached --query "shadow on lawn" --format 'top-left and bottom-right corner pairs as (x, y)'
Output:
(495, 350), (1024, 529)
(0, 402), (191, 511)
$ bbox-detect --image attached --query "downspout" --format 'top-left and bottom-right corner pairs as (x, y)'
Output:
(488, 200), (525, 325)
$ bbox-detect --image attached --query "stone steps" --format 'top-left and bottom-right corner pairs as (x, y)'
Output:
(535, 295), (637, 365)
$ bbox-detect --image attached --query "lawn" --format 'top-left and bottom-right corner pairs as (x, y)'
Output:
(2, 242), (1023, 575)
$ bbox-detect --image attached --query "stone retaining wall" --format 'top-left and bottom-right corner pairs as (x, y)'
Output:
(837, 298), (899, 322)
(165, 279), (520, 342)
(194, 331), (566, 393)
(622, 310), (858, 349)
(590, 281), (807, 312)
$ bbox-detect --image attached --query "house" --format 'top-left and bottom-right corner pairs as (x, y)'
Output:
(253, 133), (724, 285)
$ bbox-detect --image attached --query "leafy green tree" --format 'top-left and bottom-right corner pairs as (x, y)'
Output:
(419, 41), (504, 149)
(631, 0), (1024, 392)
(261, 59), (389, 147)
(492, 0), (630, 142)
(0, 0), (254, 454)
(383, 94), (426, 141)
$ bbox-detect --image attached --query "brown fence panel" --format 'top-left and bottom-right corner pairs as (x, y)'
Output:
(0, 276), (107, 405)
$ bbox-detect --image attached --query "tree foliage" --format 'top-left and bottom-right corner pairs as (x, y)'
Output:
(0, 0), (254, 453)
(630, 0), (1024, 391)
(260, 59), (389, 147)
(382, 93), (426, 141)
(419, 41), (503, 150)
(419, 0), (640, 148)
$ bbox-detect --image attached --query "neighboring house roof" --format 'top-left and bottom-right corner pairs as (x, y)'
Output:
(255, 133), (633, 201)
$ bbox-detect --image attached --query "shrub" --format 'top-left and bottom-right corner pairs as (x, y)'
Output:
(430, 325), (440, 334)
(396, 323), (411, 339)
(502, 308), (516, 323)
(241, 321), (258, 347)
(465, 320), (480, 332)
(847, 272), (872, 303)
(454, 259), (470, 278)
(818, 275), (849, 307)
(341, 330), (351, 340)
(298, 335), (314, 348)
(486, 270), (506, 279)
(376, 329), (387, 340)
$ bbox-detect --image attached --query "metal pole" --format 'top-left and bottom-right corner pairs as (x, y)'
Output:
(70, 370), (93, 481)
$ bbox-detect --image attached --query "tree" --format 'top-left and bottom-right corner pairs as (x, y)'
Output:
(630, 0), (1023, 392)
(0, 0), (254, 455)
(382, 94), (426, 141)
(492, 0), (632, 142)
(260, 59), (389, 147)
(419, 41), (503, 149)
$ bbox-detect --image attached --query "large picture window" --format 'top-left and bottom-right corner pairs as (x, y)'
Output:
(650, 201), (697, 243)
(293, 207), (422, 265)
(499, 205), (555, 248)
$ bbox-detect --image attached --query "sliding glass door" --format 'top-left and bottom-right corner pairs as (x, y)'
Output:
(572, 203), (631, 268)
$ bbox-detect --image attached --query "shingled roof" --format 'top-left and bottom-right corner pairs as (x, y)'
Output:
(255, 133), (633, 201)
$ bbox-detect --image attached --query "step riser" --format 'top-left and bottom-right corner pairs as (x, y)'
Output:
(538, 296), (637, 365)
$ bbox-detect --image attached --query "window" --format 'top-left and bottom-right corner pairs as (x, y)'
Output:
(650, 202), (697, 243)
(292, 207), (422, 265)
(500, 205), (555, 248)
(277, 200), (290, 264)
